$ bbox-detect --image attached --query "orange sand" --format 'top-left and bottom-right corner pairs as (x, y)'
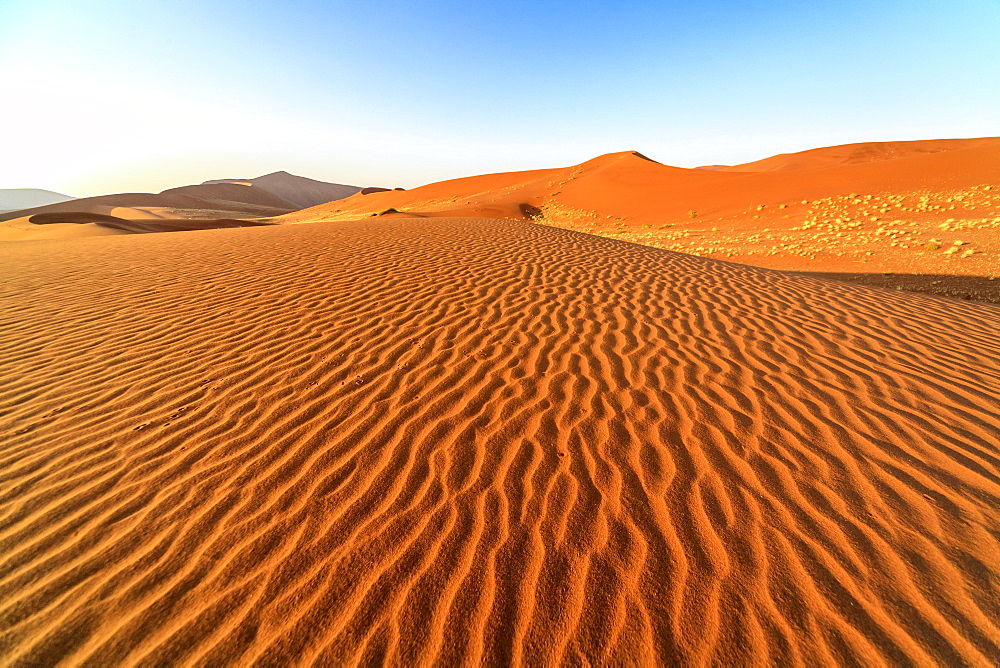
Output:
(720, 137), (1000, 172)
(284, 138), (1000, 227)
(1, 218), (998, 664)
(6, 139), (998, 296)
(281, 139), (1000, 285)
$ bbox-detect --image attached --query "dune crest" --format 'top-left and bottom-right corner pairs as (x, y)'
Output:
(202, 171), (368, 209)
(0, 172), (372, 241)
(722, 136), (1000, 172)
(280, 139), (1000, 285)
(1, 218), (998, 664)
(286, 139), (1000, 227)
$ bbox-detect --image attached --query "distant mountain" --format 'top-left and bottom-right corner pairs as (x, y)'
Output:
(0, 188), (75, 213)
(202, 171), (365, 209)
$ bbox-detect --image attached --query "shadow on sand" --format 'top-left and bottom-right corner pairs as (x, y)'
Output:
(29, 212), (274, 234)
(782, 271), (1000, 305)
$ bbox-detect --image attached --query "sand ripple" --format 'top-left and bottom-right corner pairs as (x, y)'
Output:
(1, 218), (998, 664)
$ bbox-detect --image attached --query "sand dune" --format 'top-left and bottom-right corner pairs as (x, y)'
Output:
(203, 172), (366, 209)
(0, 208), (273, 241)
(0, 193), (287, 242)
(722, 137), (1000, 172)
(27, 211), (272, 234)
(0, 172), (368, 242)
(283, 140), (1000, 286)
(288, 141), (1000, 227)
(0, 191), (285, 226)
(1, 217), (998, 664)
(158, 182), (302, 210)
(7, 138), (996, 290)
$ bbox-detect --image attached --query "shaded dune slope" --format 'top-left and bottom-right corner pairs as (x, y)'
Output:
(203, 172), (366, 209)
(1, 175), (370, 241)
(27, 212), (271, 234)
(158, 182), (301, 210)
(1, 219), (999, 664)
(1, 174), (370, 227)
(0, 189), (292, 225)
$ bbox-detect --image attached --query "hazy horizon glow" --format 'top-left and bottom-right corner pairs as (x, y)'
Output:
(2, 0), (998, 197)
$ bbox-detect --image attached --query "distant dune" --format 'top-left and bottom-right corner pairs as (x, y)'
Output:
(26, 211), (272, 235)
(1, 217), (998, 664)
(0, 172), (367, 241)
(158, 181), (303, 210)
(203, 171), (366, 209)
(0, 188), (74, 213)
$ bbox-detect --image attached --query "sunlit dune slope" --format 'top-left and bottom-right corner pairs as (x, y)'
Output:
(722, 137), (1000, 172)
(279, 165), (565, 223)
(1, 217), (998, 665)
(283, 140), (1000, 281)
(286, 141), (1000, 226)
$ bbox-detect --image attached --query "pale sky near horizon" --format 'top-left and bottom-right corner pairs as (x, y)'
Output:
(1, 0), (998, 197)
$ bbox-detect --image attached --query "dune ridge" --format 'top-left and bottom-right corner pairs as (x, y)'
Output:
(721, 137), (1000, 172)
(1, 217), (998, 664)
(24, 211), (271, 234)
(0, 190), (290, 226)
(286, 141), (1000, 229)
(0, 172), (371, 241)
(281, 140), (1000, 286)
(202, 172), (366, 209)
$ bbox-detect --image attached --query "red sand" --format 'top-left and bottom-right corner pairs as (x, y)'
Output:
(6, 139), (998, 292)
(283, 138), (1000, 226)
(721, 137), (1000, 172)
(1, 217), (999, 664)
(274, 139), (1000, 291)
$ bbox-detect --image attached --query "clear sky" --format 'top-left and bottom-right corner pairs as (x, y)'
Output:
(2, 0), (998, 197)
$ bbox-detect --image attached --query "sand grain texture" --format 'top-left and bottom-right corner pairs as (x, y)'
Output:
(1, 218), (999, 665)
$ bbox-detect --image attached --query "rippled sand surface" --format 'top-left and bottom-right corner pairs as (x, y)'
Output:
(2, 218), (998, 664)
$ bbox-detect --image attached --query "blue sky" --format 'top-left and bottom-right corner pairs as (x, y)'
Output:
(1, 0), (998, 196)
